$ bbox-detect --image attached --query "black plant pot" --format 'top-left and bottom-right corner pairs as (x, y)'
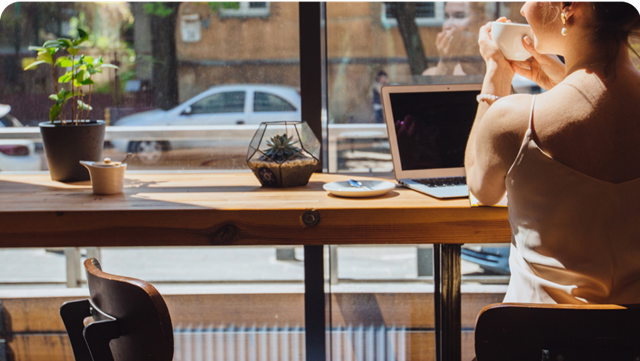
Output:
(40, 120), (106, 182)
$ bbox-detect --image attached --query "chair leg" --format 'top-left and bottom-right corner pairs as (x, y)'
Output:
(60, 299), (93, 361)
(83, 319), (119, 361)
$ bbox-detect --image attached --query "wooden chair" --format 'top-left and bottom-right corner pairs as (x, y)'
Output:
(475, 303), (640, 361)
(60, 258), (173, 361)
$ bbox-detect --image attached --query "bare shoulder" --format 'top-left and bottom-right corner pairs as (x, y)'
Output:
(479, 94), (534, 148)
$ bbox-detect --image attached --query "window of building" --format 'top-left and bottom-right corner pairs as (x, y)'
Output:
(190, 92), (246, 114)
(253, 92), (296, 112)
(381, 2), (445, 28)
(219, 2), (270, 18)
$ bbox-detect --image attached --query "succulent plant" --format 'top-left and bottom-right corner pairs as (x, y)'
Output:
(264, 133), (301, 162)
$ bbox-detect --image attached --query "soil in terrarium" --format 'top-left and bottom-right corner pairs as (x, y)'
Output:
(248, 154), (317, 187)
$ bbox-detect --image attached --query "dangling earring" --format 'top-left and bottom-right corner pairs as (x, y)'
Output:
(561, 13), (568, 36)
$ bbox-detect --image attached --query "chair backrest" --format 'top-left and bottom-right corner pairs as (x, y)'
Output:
(475, 303), (640, 361)
(61, 259), (173, 361)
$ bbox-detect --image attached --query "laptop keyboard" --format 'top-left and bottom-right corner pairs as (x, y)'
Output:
(411, 177), (466, 188)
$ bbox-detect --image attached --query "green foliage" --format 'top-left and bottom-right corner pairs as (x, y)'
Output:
(264, 134), (301, 162)
(24, 28), (118, 124)
(208, 2), (240, 12)
(143, 3), (176, 17)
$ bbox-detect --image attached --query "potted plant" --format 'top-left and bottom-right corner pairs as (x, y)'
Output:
(24, 29), (118, 182)
(246, 121), (320, 187)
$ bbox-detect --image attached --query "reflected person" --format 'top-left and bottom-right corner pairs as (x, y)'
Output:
(423, 2), (488, 76)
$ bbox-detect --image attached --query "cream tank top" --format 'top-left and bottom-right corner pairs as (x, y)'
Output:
(503, 95), (640, 304)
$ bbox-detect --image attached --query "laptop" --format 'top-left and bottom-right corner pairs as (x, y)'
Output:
(382, 83), (482, 199)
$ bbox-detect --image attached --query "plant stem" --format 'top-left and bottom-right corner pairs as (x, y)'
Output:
(76, 87), (82, 124)
(86, 84), (92, 121)
(52, 59), (60, 123)
(71, 55), (75, 125)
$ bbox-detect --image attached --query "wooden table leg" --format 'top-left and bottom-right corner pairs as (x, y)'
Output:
(434, 244), (462, 361)
(304, 245), (326, 361)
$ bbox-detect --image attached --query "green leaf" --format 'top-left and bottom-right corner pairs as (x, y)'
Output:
(78, 68), (90, 81)
(60, 89), (73, 101)
(50, 103), (62, 122)
(77, 100), (93, 111)
(23, 60), (48, 71)
(43, 40), (62, 48)
(49, 94), (59, 101)
(93, 56), (103, 66)
(73, 28), (89, 46)
(99, 63), (119, 69)
(86, 65), (98, 75)
(37, 50), (53, 64)
(59, 73), (72, 83)
(56, 57), (74, 68)
(67, 47), (79, 56)
(57, 38), (73, 48)
(79, 78), (94, 86)
(84, 56), (94, 65)
(28, 46), (46, 52)
(77, 28), (89, 39)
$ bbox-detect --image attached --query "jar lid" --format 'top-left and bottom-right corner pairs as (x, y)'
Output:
(92, 158), (124, 168)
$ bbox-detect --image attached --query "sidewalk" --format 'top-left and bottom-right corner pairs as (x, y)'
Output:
(0, 246), (484, 289)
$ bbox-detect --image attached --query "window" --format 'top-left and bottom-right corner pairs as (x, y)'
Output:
(381, 2), (445, 28)
(219, 2), (270, 18)
(253, 92), (296, 112)
(190, 91), (246, 114)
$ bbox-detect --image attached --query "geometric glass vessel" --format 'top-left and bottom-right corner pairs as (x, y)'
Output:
(246, 121), (320, 187)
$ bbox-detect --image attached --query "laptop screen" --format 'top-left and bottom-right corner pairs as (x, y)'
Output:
(390, 90), (479, 171)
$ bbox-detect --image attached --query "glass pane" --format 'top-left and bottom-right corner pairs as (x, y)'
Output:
(0, 246), (307, 361)
(325, 3), (527, 360)
(250, 3), (268, 9)
(0, 2), (299, 171)
(0, 4), (304, 361)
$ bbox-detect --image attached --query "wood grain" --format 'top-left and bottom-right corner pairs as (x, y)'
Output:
(0, 173), (510, 247)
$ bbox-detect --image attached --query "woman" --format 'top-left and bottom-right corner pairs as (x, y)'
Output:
(422, 2), (487, 76)
(465, 2), (640, 304)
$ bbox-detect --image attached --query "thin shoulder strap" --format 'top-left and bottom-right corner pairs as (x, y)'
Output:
(528, 95), (537, 132)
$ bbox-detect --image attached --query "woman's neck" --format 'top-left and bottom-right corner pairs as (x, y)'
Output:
(563, 37), (636, 79)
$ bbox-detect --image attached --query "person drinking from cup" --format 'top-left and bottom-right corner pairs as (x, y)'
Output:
(422, 2), (488, 76)
(465, 2), (640, 304)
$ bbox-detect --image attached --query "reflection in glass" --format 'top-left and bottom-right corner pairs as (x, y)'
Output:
(0, 2), (300, 171)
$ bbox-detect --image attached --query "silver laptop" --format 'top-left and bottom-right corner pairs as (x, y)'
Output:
(382, 83), (482, 199)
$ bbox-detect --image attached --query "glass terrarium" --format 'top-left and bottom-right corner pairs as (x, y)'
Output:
(247, 121), (320, 187)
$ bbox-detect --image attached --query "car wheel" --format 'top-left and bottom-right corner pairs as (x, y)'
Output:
(128, 141), (169, 165)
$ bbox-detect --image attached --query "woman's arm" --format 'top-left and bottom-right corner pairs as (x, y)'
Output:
(464, 20), (530, 205)
(465, 94), (531, 205)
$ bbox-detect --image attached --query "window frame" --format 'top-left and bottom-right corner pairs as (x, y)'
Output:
(380, 2), (445, 28)
(219, 2), (270, 18)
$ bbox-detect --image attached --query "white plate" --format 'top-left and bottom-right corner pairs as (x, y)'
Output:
(323, 180), (396, 198)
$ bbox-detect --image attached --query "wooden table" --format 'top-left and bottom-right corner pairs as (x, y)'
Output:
(0, 172), (510, 361)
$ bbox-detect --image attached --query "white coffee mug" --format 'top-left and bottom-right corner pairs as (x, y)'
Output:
(491, 22), (534, 61)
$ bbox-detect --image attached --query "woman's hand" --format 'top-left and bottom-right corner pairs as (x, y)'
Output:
(510, 36), (566, 91)
(478, 18), (515, 78)
(478, 18), (515, 97)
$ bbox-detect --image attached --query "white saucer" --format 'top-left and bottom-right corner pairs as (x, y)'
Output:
(323, 180), (396, 198)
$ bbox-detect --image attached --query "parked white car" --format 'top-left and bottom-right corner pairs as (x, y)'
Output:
(112, 84), (302, 164)
(0, 105), (42, 172)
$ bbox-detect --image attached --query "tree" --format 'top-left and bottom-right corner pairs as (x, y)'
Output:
(145, 2), (181, 110)
(142, 2), (239, 110)
(392, 3), (430, 76)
